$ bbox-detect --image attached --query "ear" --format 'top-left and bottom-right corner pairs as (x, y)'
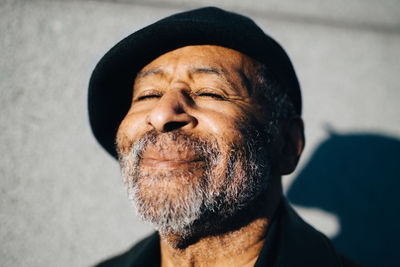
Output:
(275, 116), (305, 175)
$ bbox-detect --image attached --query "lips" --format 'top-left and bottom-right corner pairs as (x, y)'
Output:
(140, 145), (204, 168)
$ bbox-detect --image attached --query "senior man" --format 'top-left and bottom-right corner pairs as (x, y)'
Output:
(89, 7), (359, 267)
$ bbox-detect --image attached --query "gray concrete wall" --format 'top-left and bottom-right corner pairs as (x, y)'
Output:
(1, 0), (399, 266)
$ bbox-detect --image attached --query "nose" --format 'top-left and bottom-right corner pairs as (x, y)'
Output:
(148, 89), (197, 132)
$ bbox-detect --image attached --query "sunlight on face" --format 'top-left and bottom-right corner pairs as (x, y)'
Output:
(116, 46), (275, 236)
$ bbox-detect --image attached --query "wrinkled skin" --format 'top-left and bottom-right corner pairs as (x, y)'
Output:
(116, 45), (304, 266)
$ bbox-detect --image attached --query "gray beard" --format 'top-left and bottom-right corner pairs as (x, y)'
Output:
(118, 123), (274, 238)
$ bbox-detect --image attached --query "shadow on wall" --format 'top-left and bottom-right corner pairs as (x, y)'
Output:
(287, 131), (400, 267)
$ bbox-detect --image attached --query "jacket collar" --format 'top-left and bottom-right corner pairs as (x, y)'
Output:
(129, 199), (343, 267)
(255, 198), (343, 267)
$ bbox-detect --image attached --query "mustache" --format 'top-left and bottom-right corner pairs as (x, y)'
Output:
(120, 129), (220, 164)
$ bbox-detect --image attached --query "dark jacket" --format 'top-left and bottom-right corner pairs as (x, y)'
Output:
(95, 199), (360, 267)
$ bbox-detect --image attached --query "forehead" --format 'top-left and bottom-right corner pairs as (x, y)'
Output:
(137, 45), (260, 80)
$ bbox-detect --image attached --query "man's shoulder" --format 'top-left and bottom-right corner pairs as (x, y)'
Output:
(94, 232), (160, 267)
(94, 200), (361, 267)
(274, 200), (362, 267)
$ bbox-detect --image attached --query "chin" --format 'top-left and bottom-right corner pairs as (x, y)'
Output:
(118, 121), (274, 244)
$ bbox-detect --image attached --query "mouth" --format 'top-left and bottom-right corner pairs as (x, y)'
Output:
(139, 145), (205, 169)
(140, 158), (204, 168)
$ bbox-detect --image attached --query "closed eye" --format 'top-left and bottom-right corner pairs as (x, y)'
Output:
(197, 92), (224, 100)
(136, 94), (161, 101)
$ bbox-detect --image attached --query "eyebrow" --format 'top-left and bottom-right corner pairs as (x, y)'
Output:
(189, 67), (222, 76)
(135, 66), (244, 94)
(189, 67), (243, 93)
(191, 67), (245, 93)
(138, 66), (222, 77)
(136, 68), (164, 79)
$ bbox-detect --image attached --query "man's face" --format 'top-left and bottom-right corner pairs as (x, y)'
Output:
(116, 45), (276, 236)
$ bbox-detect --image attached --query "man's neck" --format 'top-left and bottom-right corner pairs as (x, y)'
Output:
(160, 217), (268, 267)
(159, 178), (282, 267)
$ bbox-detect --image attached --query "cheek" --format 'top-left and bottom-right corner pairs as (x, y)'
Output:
(196, 105), (251, 140)
(201, 116), (238, 139)
(116, 112), (149, 153)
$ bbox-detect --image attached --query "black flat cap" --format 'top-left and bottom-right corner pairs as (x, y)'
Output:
(88, 6), (301, 159)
